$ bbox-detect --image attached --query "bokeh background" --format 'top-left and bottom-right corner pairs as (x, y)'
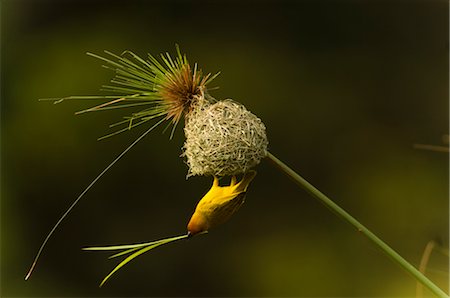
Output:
(1, 0), (448, 296)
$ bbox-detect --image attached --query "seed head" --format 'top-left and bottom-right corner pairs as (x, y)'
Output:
(152, 51), (217, 125)
(50, 46), (219, 139)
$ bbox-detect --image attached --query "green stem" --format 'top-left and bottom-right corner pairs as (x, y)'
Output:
(266, 152), (448, 298)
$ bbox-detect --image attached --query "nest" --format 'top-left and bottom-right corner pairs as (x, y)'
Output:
(183, 99), (268, 177)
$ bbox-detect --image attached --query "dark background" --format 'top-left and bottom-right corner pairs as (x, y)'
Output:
(1, 0), (448, 296)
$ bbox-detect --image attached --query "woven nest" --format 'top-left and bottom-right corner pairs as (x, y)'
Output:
(183, 99), (268, 177)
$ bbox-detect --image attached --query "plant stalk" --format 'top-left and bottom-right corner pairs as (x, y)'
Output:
(266, 152), (448, 298)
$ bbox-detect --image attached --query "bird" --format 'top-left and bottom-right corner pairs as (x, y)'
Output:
(188, 170), (257, 236)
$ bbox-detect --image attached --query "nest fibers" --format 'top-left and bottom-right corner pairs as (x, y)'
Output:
(183, 99), (268, 177)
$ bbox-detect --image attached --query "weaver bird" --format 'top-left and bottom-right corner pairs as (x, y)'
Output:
(187, 170), (257, 236)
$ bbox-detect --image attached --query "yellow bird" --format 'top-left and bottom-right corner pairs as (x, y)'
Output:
(187, 170), (257, 235)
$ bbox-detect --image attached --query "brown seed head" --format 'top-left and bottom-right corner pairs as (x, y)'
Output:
(156, 62), (214, 125)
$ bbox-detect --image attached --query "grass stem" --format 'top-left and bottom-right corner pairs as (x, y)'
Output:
(266, 152), (448, 298)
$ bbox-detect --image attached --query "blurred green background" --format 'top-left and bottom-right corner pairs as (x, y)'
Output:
(1, 0), (448, 296)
